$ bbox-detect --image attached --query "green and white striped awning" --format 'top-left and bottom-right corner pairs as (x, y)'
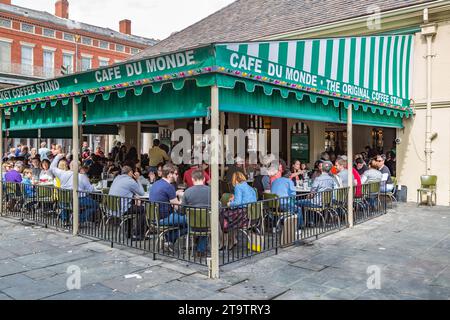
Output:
(216, 35), (413, 111)
(0, 36), (414, 131)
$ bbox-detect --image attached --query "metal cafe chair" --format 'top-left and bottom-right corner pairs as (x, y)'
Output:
(301, 190), (333, 230)
(145, 202), (180, 252)
(239, 202), (265, 248)
(262, 193), (294, 234)
(417, 175), (437, 206)
(380, 176), (398, 209)
(184, 207), (210, 258)
(5, 183), (23, 213)
(100, 195), (132, 242)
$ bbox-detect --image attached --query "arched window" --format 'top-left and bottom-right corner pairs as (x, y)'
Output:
(291, 122), (310, 164)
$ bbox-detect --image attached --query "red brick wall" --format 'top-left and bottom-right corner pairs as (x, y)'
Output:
(0, 10), (149, 73)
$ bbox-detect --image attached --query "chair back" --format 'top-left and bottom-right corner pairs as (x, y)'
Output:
(37, 185), (53, 199)
(58, 189), (73, 208)
(320, 190), (333, 208)
(247, 202), (263, 221)
(102, 195), (121, 214)
(420, 175), (437, 189)
(262, 193), (280, 211)
(368, 182), (381, 195)
(145, 202), (160, 227)
(186, 208), (210, 230)
(6, 183), (20, 196)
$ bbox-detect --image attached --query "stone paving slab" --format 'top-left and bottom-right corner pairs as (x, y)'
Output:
(0, 203), (449, 300)
(221, 279), (289, 300)
(101, 266), (185, 294)
(44, 284), (128, 300)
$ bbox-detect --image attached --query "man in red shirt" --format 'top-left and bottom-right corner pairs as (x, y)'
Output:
(183, 162), (211, 188)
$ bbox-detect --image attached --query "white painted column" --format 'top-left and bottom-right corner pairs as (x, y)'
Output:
(347, 104), (354, 228)
(0, 109), (3, 216)
(72, 99), (80, 236)
(209, 86), (220, 279)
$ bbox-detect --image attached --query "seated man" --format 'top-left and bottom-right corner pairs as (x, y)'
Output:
(297, 161), (338, 224)
(108, 166), (146, 239)
(182, 169), (211, 256)
(149, 163), (186, 251)
(376, 154), (394, 192)
(271, 169), (304, 235)
(183, 161), (210, 188)
(50, 153), (99, 223)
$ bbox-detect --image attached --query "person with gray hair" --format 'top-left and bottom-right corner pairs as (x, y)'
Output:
(297, 161), (338, 209)
(50, 152), (99, 223)
(108, 165), (145, 218)
(4, 162), (23, 183)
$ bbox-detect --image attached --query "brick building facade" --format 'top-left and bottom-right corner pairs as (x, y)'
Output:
(0, 0), (157, 88)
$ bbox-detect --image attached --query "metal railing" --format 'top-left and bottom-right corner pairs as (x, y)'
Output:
(1, 181), (387, 267)
(0, 62), (63, 78)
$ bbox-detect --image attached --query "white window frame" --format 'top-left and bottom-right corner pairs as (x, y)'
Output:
(21, 23), (35, 34)
(0, 18), (12, 29)
(0, 38), (12, 73)
(63, 33), (75, 42)
(81, 37), (92, 46)
(42, 28), (55, 38)
(99, 40), (109, 49)
(43, 48), (55, 77)
(20, 43), (35, 76)
(116, 44), (125, 52)
(62, 51), (74, 74)
(98, 57), (110, 67)
(80, 54), (93, 71)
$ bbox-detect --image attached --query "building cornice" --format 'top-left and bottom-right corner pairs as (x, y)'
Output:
(0, 11), (151, 49)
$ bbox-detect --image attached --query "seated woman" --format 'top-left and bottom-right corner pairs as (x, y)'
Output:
(290, 160), (305, 185)
(228, 171), (257, 208)
(271, 169), (304, 234)
(221, 172), (257, 249)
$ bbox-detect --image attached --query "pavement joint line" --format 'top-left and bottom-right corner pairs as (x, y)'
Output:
(0, 290), (15, 300)
(269, 288), (292, 300)
(217, 278), (249, 292)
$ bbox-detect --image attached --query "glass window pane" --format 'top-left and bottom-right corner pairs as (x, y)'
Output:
(116, 44), (124, 52)
(99, 59), (108, 67)
(62, 54), (73, 73)
(99, 41), (109, 49)
(43, 28), (55, 38)
(64, 33), (74, 42)
(21, 46), (33, 75)
(0, 41), (11, 72)
(21, 23), (34, 33)
(43, 51), (54, 77)
(0, 18), (12, 28)
(82, 37), (92, 45)
(81, 57), (91, 71)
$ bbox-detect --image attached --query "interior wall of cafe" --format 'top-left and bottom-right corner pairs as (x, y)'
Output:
(396, 21), (450, 206)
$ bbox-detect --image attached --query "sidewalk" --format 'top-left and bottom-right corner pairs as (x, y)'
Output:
(0, 203), (449, 300)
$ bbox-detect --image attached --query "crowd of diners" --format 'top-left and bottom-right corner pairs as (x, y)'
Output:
(2, 139), (396, 256)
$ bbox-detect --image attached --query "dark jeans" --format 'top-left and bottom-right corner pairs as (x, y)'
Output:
(59, 196), (99, 223)
(159, 212), (188, 244)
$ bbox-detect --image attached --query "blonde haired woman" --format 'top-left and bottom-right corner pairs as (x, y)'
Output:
(228, 171), (257, 207)
(54, 158), (69, 188)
